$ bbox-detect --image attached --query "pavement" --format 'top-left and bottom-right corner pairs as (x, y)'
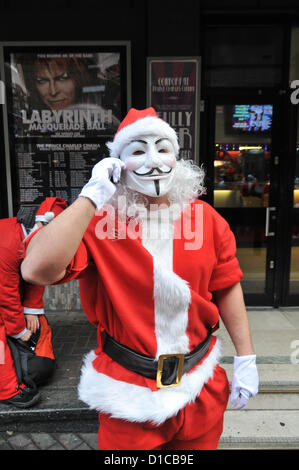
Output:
(1, 307), (299, 450)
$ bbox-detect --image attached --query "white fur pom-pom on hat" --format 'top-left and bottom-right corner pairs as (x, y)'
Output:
(106, 107), (180, 158)
(35, 211), (54, 223)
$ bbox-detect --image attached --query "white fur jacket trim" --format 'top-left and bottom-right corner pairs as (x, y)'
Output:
(78, 338), (222, 425)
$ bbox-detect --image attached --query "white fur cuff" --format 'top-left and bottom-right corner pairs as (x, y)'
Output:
(23, 307), (45, 315)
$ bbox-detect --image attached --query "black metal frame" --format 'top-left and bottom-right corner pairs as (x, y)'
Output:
(1, 41), (131, 217)
(203, 93), (282, 306)
(0, 104), (8, 219)
(281, 100), (299, 306)
(199, 17), (299, 306)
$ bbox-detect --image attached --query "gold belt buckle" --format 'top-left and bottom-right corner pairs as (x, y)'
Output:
(156, 353), (185, 388)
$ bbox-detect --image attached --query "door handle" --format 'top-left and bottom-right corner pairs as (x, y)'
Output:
(265, 207), (276, 237)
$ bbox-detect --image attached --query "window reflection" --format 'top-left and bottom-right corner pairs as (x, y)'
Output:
(213, 104), (273, 295)
(290, 113), (299, 294)
(214, 143), (270, 208)
(293, 144), (299, 208)
(289, 26), (299, 296)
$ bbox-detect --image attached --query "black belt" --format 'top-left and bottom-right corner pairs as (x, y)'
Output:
(103, 328), (212, 388)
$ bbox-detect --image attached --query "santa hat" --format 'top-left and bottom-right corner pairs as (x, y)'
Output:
(35, 197), (67, 224)
(106, 107), (179, 158)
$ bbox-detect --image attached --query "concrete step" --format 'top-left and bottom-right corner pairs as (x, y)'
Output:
(1, 307), (298, 442)
(226, 392), (299, 410)
(0, 386), (98, 434)
(219, 408), (299, 449)
(220, 361), (299, 448)
(2, 393), (299, 448)
(222, 362), (299, 391)
(2, 381), (298, 436)
(1, 360), (298, 434)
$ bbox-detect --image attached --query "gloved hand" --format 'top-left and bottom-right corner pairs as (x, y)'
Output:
(231, 354), (259, 409)
(79, 157), (125, 210)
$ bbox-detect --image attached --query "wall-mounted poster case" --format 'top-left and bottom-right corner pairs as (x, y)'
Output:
(147, 56), (201, 164)
(0, 41), (131, 217)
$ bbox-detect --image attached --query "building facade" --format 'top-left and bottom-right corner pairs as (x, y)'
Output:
(1, 0), (299, 308)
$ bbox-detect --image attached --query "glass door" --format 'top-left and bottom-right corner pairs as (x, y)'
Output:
(284, 25), (299, 305)
(286, 106), (299, 304)
(210, 99), (279, 305)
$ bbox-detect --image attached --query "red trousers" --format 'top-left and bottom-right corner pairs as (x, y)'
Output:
(98, 364), (229, 450)
(0, 326), (23, 400)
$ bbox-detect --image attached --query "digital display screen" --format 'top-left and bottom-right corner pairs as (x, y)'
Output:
(232, 104), (273, 133)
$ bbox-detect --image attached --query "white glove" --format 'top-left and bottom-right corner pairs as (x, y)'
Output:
(231, 354), (259, 409)
(79, 157), (125, 210)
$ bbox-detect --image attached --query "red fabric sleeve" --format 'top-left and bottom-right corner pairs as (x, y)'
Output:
(23, 227), (89, 286)
(0, 223), (26, 336)
(23, 283), (45, 311)
(22, 226), (43, 257)
(52, 240), (89, 285)
(209, 220), (243, 292)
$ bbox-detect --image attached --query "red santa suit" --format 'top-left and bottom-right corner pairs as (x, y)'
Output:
(0, 197), (66, 400)
(24, 197), (243, 449)
(0, 218), (45, 399)
(0, 217), (27, 399)
(20, 196), (68, 363)
(22, 283), (54, 361)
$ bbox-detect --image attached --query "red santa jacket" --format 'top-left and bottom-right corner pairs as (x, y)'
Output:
(24, 199), (243, 424)
(0, 217), (44, 338)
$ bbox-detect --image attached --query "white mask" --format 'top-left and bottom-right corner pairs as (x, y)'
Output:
(120, 135), (177, 197)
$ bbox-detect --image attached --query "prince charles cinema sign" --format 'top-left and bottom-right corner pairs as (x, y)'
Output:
(147, 57), (201, 164)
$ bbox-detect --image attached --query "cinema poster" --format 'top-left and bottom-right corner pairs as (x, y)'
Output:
(2, 43), (130, 211)
(8, 50), (125, 138)
(147, 57), (200, 163)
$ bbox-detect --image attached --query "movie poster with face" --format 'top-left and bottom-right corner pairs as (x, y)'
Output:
(147, 58), (200, 163)
(3, 45), (129, 211)
(9, 51), (122, 138)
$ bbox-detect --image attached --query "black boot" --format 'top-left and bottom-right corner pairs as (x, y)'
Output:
(0, 387), (40, 409)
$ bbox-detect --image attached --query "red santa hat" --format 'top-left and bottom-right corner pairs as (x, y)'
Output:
(106, 107), (179, 158)
(35, 197), (67, 224)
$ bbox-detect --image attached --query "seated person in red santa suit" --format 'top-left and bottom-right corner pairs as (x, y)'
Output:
(0, 197), (66, 408)
(21, 108), (259, 450)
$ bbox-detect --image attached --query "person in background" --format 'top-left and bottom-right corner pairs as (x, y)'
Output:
(0, 197), (66, 408)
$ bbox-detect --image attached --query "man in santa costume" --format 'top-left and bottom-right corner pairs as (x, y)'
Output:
(21, 108), (259, 449)
(0, 197), (66, 408)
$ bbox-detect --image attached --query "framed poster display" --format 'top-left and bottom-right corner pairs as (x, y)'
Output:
(147, 56), (201, 164)
(0, 41), (131, 216)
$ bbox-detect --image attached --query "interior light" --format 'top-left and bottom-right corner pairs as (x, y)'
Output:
(239, 146), (263, 150)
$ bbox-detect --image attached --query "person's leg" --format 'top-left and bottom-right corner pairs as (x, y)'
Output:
(0, 330), (20, 400)
(34, 315), (55, 360)
(98, 412), (181, 450)
(97, 364), (229, 451)
(162, 364), (229, 450)
(161, 417), (224, 450)
(28, 315), (55, 386)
